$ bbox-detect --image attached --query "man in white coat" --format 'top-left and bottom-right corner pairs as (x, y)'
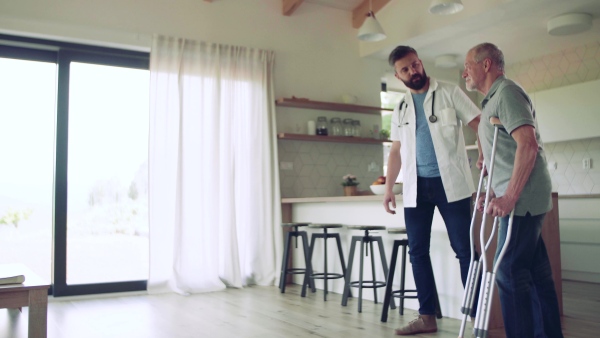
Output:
(383, 45), (482, 335)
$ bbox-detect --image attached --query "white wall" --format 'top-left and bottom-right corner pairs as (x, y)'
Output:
(558, 197), (600, 283)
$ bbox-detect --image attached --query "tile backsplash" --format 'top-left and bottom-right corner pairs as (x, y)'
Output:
(506, 40), (600, 93)
(545, 137), (600, 195)
(278, 140), (383, 198)
(505, 39), (600, 196)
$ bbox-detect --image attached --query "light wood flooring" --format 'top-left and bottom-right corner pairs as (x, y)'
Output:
(1, 280), (598, 338)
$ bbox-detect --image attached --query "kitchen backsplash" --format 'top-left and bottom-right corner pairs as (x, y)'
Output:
(505, 39), (600, 195)
(278, 140), (383, 198)
(505, 40), (600, 93)
(545, 137), (600, 195)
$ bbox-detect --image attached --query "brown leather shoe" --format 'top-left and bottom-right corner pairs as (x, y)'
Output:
(395, 314), (438, 335)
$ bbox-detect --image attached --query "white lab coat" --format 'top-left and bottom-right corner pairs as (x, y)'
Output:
(390, 78), (480, 207)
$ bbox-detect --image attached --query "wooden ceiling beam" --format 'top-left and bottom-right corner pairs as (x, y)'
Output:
(352, 0), (391, 29)
(283, 0), (304, 16)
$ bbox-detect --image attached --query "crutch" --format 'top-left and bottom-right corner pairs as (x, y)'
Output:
(457, 160), (498, 337)
(471, 117), (516, 338)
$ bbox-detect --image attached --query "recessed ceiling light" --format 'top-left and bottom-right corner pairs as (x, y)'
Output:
(435, 54), (457, 68)
(547, 13), (593, 36)
(429, 0), (464, 15)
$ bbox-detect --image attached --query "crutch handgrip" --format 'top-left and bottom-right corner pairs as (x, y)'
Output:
(489, 117), (503, 127)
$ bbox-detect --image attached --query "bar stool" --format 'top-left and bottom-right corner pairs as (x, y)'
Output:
(301, 223), (348, 301)
(279, 222), (315, 294)
(381, 227), (442, 322)
(341, 225), (389, 313)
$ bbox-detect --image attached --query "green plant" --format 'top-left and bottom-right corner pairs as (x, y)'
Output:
(0, 208), (33, 228)
(380, 129), (390, 140)
(341, 174), (359, 187)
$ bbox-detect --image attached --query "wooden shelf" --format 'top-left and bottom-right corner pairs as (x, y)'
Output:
(277, 133), (389, 144)
(276, 97), (392, 115)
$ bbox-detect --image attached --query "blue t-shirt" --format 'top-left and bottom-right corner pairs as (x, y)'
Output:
(413, 92), (440, 177)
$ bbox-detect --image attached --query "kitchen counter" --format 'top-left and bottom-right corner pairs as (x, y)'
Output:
(282, 194), (401, 204)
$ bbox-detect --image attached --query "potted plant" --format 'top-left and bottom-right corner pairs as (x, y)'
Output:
(341, 174), (359, 196)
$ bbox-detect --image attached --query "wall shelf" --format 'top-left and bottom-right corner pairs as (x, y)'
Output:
(276, 97), (392, 115)
(465, 144), (478, 150)
(277, 133), (389, 144)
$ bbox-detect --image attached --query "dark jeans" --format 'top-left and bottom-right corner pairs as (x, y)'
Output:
(495, 213), (563, 338)
(404, 176), (473, 315)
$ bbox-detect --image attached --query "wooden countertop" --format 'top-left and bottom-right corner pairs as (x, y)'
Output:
(282, 192), (599, 204)
(282, 194), (402, 203)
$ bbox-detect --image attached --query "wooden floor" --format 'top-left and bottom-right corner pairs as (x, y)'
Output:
(1, 280), (598, 338)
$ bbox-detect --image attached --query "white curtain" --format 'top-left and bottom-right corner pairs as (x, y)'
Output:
(148, 35), (282, 294)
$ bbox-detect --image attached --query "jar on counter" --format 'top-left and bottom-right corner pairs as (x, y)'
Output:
(343, 118), (354, 136)
(316, 116), (328, 136)
(330, 118), (343, 136)
(352, 120), (362, 137)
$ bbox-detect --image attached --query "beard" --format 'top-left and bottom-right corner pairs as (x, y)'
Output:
(402, 70), (428, 90)
(465, 78), (476, 92)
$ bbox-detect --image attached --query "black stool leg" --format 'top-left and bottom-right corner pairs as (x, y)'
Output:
(341, 236), (358, 306)
(355, 237), (364, 312)
(300, 231), (316, 292)
(301, 234), (317, 297)
(381, 240), (399, 322)
(433, 276), (443, 318)
(369, 239), (377, 305)
(375, 237), (391, 306)
(322, 229), (329, 301)
(399, 241), (408, 315)
(280, 231), (293, 293)
(334, 234), (350, 298)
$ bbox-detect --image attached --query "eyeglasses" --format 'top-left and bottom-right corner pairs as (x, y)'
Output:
(395, 60), (422, 76)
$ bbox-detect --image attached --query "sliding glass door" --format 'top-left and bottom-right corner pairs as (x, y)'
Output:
(0, 35), (150, 296)
(65, 60), (149, 285)
(0, 48), (57, 284)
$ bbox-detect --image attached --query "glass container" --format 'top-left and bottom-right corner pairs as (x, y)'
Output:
(343, 118), (354, 137)
(330, 117), (342, 136)
(316, 116), (328, 136)
(352, 120), (362, 137)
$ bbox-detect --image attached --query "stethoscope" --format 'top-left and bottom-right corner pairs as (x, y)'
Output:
(398, 91), (437, 126)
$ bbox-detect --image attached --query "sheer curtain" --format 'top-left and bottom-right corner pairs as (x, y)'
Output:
(148, 35), (281, 294)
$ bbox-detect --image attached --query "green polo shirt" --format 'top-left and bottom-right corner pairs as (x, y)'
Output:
(479, 76), (552, 216)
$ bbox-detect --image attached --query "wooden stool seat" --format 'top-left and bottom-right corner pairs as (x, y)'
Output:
(308, 223), (343, 229)
(282, 222), (311, 228)
(346, 225), (386, 231)
(387, 227), (407, 235)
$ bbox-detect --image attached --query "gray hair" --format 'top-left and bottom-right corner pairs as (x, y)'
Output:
(472, 43), (505, 72)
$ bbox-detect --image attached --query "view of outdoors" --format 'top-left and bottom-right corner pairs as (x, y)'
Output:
(0, 57), (150, 285)
(0, 58), (56, 282)
(66, 62), (149, 284)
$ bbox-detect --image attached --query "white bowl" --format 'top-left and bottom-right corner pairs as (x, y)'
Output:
(370, 183), (402, 195)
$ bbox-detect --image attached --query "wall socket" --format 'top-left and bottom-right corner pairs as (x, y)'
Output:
(280, 162), (293, 170)
(582, 158), (591, 170)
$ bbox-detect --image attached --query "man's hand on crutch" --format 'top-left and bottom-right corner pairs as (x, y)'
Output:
(476, 189), (515, 219)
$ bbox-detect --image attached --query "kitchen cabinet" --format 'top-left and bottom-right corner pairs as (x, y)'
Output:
(276, 97), (392, 144)
(532, 78), (600, 143)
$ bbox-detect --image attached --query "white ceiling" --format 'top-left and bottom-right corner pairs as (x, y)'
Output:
(305, 0), (364, 12)
(306, 0), (600, 67)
